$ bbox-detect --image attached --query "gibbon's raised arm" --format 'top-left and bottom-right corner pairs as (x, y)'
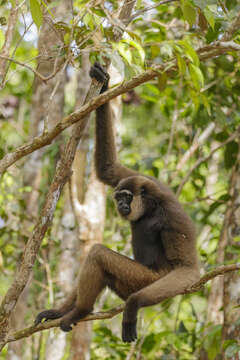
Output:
(90, 63), (137, 188)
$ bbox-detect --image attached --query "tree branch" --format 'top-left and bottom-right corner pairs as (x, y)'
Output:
(176, 126), (240, 196)
(0, 40), (240, 175)
(2, 263), (239, 347)
(0, 55), (65, 83)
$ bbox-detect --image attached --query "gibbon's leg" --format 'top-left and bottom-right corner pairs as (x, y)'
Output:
(122, 266), (200, 342)
(59, 244), (166, 332)
(35, 288), (77, 325)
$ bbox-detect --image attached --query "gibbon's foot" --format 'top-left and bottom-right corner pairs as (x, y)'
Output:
(122, 320), (137, 343)
(89, 62), (109, 84)
(35, 309), (63, 326)
(60, 308), (90, 332)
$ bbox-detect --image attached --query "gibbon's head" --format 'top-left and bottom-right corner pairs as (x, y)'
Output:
(113, 176), (157, 221)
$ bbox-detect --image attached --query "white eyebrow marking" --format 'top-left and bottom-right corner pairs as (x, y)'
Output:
(114, 189), (133, 197)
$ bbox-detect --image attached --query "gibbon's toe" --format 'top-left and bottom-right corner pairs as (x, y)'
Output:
(35, 309), (61, 325)
(122, 320), (137, 343)
(60, 319), (73, 332)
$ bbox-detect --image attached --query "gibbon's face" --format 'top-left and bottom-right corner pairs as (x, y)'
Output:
(113, 188), (145, 222)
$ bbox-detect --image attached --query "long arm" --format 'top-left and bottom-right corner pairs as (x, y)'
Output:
(90, 63), (137, 187)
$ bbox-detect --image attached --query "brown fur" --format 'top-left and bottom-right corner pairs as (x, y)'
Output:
(35, 63), (200, 342)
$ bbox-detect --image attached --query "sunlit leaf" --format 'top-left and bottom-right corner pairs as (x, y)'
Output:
(178, 40), (199, 66)
(176, 53), (187, 75)
(189, 63), (204, 90)
(122, 39), (145, 65)
(182, 1), (197, 27)
(158, 72), (168, 91)
(29, 0), (43, 29)
(204, 6), (215, 29)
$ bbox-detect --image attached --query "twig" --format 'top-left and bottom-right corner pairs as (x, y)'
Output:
(2, 263), (240, 347)
(1, 18), (34, 88)
(176, 122), (215, 171)
(176, 127), (240, 196)
(0, 40), (240, 175)
(130, 0), (178, 22)
(0, 55), (64, 84)
(222, 11), (240, 41)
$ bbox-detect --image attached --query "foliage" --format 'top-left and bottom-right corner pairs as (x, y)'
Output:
(0, 0), (240, 358)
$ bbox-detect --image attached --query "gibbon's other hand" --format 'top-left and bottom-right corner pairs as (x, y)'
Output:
(89, 62), (109, 85)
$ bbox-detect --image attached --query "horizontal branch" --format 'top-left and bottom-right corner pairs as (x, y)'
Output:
(3, 263), (240, 346)
(0, 41), (240, 174)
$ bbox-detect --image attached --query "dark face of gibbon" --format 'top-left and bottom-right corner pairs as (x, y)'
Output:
(114, 177), (147, 222)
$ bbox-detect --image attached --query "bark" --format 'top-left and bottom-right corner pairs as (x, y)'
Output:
(70, 166), (106, 360)
(45, 188), (77, 360)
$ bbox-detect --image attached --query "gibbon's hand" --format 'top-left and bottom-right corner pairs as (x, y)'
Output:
(89, 62), (109, 86)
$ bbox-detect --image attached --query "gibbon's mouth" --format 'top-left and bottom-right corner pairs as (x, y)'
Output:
(118, 207), (131, 216)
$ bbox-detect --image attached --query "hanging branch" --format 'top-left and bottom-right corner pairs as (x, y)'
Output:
(2, 263), (239, 347)
(0, 40), (240, 175)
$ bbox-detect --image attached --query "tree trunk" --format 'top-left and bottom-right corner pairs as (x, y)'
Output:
(6, 2), (70, 358)
(222, 137), (240, 360)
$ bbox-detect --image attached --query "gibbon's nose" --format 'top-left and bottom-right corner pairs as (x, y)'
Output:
(118, 201), (130, 215)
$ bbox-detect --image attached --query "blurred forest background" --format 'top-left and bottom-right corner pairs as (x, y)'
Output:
(0, 0), (240, 359)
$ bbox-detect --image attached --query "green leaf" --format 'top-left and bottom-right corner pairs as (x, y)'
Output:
(189, 63), (204, 90)
(182, 1), (197, 27)
(176, 53), (187, 75)
(29, 0), (43, 29)
(160, 43), (174, 58)
(122, 39), (145, 65)
(116, 42), (132, 65)
(91, 7), (106, 17)
(83, 13), (94, 30)
(204, 6), (215, 29)
(158, 72), (168, 91)
(178, 40), (199, 66)
(224, 141), (238, 169)
(0, 29), (4, 49)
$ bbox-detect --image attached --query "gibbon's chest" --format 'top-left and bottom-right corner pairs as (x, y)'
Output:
(131, 220), (165, 271)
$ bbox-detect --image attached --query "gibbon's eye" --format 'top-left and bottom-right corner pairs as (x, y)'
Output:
(125, 193), (133, 202)
(114, 192), (120, 201)
(140, 187), (146, 197)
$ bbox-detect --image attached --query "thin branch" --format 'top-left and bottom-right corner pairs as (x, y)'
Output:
(176, 126), (240, 196)
(2, 263), (240, 347)
(0, 40), (240, 175)
(176, 122), (216, 171)
(130, 0), (178, 22)
(222, 10), (240, 41)
(0, 55), (64, 84)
